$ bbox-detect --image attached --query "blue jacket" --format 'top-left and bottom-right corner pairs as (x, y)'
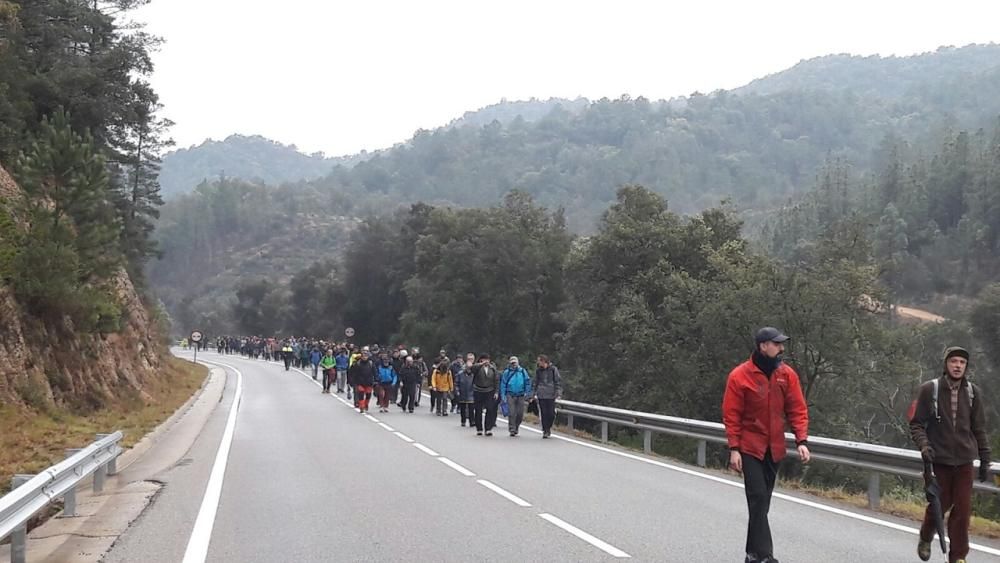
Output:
(501, 366), (532, 397)
(335, 353), (349, 370)
(455, 368), (475, 402)
(377, 364), (398, 385)
(310, 350), (322, 366)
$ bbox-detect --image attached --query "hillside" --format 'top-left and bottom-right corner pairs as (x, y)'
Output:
(158, 134), (370, 198)
(152, 44), (1000, 331)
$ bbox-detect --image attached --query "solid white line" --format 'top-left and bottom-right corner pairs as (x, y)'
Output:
(437, 457), (476, 477)
(531, 424), (1000, 556)
(539, 513), (630, 558)
(413, 443), (440, 457)
(364, 414), (380, 423)
(181, 360), (244, 563)
(477, 480), (532, 507)
(394, 432), (415, 443)
(378, 422), (395, 432)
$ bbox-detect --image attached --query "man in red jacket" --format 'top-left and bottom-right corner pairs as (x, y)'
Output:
(722, 327), (811, 563)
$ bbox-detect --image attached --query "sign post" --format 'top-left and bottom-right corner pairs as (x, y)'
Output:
(345, 327), (355, 339)
(190, 330), (203, 364)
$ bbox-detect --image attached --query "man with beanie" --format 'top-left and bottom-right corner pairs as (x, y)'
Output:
(722, 327), (810, 563)
(910, 346), (991, 563)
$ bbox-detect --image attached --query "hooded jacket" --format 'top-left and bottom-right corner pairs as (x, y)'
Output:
(533, 364), (562, 400)
(348, 358), (376, 387)
(501, 365), (532, 397)
(431, 367), (454, 393)
(454, 366), (475, 402)
(910, 353), (989, 466)
(376, 363), (398, 386)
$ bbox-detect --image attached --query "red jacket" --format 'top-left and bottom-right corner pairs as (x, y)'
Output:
(722, 357), (809, 462)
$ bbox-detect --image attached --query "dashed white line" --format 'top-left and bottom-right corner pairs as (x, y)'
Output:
(378, 422), (395, 432)
(394, 432), (415, 443)
(413, 443), (440, 456)
(437, 457), (476, 477)
(539, 513), (631, 558)
(477, 480), (532, 507)
(364, 414), (380, 423)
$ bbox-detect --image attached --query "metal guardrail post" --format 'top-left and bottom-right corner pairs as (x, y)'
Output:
(10, 474), (33, 563)
(697, 440), (707, 467)
(93, 463), (106, 494)
(643, 430), (652, 454)
(600, 421), (608, 443)
(868, 472), (880, 510)
(62, 449), (82, 517)
(566, 414), (574, 430)
(96, 433), (118, 475)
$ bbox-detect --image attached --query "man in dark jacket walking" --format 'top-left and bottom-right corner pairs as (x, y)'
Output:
(910, 346), (991, 563)
(533, 355), (562, 438)
(469, 354), (500, 436)
(398, 355), (422, 414)
(348, 350), (377, 414)
(722, 327), (810, 563)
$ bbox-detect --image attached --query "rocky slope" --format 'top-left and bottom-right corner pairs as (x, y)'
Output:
(0, 163), (163, 411)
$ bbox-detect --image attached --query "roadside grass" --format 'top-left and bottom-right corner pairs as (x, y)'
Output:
(0, 357), (207, 495)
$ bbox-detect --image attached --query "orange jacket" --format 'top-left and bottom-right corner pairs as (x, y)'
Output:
(722, 357), (809, 462)
(431, 368), (454, 393)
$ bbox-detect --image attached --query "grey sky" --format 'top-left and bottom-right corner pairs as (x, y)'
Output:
(136, 0), (1000, 157)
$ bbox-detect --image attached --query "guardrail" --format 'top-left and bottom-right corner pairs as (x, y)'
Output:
(555, 399), (1000, 509)
(0, 432), (123, 563)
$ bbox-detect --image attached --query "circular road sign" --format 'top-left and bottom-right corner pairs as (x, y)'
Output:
(345, 327), (355, 338)
(190, 330), (203, 343)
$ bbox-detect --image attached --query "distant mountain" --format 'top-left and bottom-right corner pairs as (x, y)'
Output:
(736, 43), (1000, 99)
(157, 134), (370, 198)
(447, 97), (590, 128)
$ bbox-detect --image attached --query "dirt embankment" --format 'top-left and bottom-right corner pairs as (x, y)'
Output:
(0, 162), (164, 412)
(895, 305), (946, 324)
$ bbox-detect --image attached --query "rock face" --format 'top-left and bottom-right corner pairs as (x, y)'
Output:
(0, 163), (162, 411)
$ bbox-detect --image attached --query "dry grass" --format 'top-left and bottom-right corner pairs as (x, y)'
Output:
(0, 357), (207, 494)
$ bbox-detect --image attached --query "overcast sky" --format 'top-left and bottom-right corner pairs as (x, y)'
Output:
(136, 0), (1000, 157)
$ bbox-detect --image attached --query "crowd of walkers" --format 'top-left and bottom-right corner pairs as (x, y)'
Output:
(212, 336), (562, 438)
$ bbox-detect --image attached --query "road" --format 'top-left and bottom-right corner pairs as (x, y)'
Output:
(104, 350), (1000, 562)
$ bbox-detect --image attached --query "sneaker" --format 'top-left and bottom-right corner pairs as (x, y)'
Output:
(917, 540), (931, 561)
(510, 432), (516, 437)
(477, 431), (483, 436)
(542, 432), (550, 439)
(461, 422), (466, 427)
(442, 413), (448, 417)
(485, 431), (493, 437)
(409, 409), (414, 413)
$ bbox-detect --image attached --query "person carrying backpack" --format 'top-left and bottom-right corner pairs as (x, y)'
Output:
(533, 354), (562, 438)
(375, 354), (399, 413)
(454, 354), (477, 427)
(431, 359), (454, 417)
(348, 350), (377, 414)
(910, 346), (991, 563)
(500, 356), (532, 437)
(320, 349), (336, 394)
(310, 347), (322, 380)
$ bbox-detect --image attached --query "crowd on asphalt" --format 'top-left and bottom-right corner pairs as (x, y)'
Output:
(205, 336), (562, 438)
(184, 329), (990, 563)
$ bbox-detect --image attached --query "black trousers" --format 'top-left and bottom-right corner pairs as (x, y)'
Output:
(473, 391), (498, 432)
(742, 450), (778, 559)
(459, 402), (474, 424)
(400, 382), (417, 411)
(538, 398), (556, 433)
(322, 369), (333, 392)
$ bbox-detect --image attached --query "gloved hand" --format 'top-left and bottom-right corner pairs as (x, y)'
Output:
(921, 445), (935, 463)
(979, 457), (991, 483)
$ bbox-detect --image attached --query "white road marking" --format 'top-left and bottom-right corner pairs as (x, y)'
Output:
(364, 414), (380, 423)
(477, 480), (532, 507)
(539, 513), (631, 558)
(378, 422), (395, 432)
(394, 432), (415, 443)
(182, 360), (244, 563)
(413, 443), (440, 456)
(437, 457), (475, 477)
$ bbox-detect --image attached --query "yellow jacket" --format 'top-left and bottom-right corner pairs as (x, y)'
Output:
(431, 368), (454, 393)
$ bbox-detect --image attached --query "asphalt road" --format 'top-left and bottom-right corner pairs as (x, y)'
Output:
(103, 351), (1000, 562)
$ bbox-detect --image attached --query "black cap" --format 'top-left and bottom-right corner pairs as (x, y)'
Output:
(755, 327), (790, 344)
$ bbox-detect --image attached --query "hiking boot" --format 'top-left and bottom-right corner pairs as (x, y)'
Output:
(917, 539), (931, 561)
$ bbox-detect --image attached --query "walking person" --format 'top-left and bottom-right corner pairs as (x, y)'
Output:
(533, 354), (562, 438)
(910, 346), (991, 563)
(412, 349), (427, 408)
(335, 347), (351, 398)
(310, 346), (322, 380)
(455, 354), (476, 427)
(398, 354), (422, 413)
(431, 359), (454, 416)
(348, 350), (377, 414)
(320, 349), (336, 393)
(449, 354), (464, 413)
(281, 341), (293, 371)
(722, 327), (810, 563)
(375, 354), (399, 413)
(500, 356), (532, 437)
(469, 354), (500, 436)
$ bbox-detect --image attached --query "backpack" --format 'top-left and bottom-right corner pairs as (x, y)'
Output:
(929, 378), (975, 422)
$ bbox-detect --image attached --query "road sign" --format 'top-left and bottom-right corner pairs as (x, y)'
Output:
(345, 327), (355, 338)
(190, 330), (203, 343)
